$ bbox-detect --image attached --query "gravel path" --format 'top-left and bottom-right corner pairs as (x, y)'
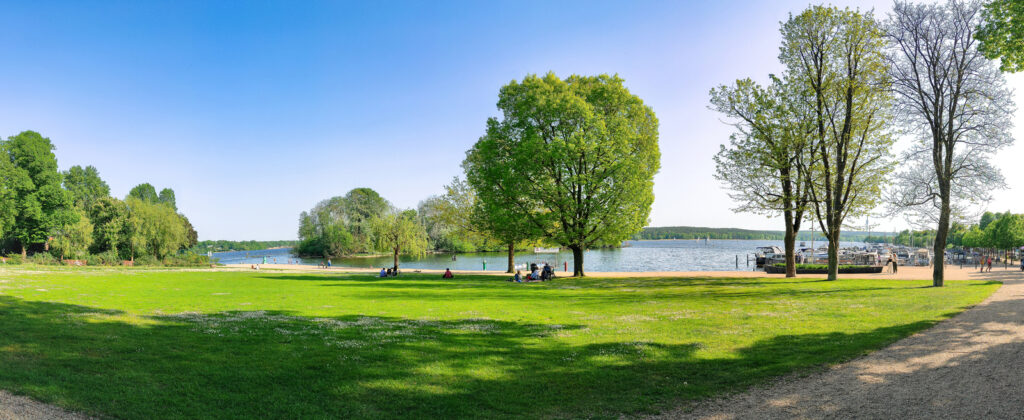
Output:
(0, 390), (89, 420)
(654, 272), (1024, 420)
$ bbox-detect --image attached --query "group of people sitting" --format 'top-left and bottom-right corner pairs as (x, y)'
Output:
(378, 267), (400, 277)
(508, 263), (556, 283)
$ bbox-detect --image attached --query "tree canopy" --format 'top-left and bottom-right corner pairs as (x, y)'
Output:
(296, 188), (391, 257)
(464, 73), (660, 276)
(976, 0), (1024, 72)
(64, 165), (110, 210)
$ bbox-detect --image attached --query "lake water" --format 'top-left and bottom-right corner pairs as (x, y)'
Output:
(213, 239), (868, 272)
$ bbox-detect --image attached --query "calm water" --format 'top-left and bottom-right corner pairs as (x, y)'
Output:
(214, 239), (868, 272)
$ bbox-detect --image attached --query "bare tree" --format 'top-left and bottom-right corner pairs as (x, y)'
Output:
(887, 0), (1015, 286)
(711, 76), (815, 277)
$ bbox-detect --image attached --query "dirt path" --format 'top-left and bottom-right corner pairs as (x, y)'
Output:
(0, 390), (89, 420)
(654, 270), (1024, 419)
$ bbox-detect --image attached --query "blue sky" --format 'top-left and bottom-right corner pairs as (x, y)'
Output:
(2, 0), (1021, 240)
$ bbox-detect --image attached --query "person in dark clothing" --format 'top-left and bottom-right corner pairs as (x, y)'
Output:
(892, 257), (898, 274)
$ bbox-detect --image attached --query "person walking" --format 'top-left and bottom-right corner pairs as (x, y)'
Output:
(987, 256), (993, 273)
(892, 256), (898, 274)
(482, 260), (487, 271)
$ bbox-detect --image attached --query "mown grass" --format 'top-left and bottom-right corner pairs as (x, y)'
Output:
(0, 267), (999, 419)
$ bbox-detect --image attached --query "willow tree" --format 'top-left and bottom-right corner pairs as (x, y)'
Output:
(464, 73), (660, 277)
(711, 76), (815, 278)
(370, 209), (429, 272)
(887, 0), (1015, 287)
(781, 6), (895, 280)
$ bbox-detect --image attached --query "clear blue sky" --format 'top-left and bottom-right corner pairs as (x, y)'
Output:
(2, 0), (1021, 240)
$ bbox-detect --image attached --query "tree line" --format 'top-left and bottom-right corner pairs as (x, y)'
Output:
(190, 240), (298, 253)
(713, 1), (1020, 285)
(634, 226), (896, 242)
(0, 131), (201, 265)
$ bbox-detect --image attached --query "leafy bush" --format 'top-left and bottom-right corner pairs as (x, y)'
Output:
(134, 255), (161, 267)
(773, 263), (869, 270)
(29, 253), (59, 265)
(86, 250), (123, 266)
(163, 253), (214, 267)
(3, 253), (23, 265)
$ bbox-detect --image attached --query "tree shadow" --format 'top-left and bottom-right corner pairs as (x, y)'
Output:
(665, 282), (1024, 419)
(0, 293), (980, 419)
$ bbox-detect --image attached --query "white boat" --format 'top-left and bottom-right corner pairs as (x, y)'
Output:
(533, 247), (560, 253)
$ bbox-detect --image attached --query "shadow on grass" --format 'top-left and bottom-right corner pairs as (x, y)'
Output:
(0, 294), (972, 419)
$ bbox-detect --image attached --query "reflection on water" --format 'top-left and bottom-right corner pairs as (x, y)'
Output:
(213, 239), (867, 272)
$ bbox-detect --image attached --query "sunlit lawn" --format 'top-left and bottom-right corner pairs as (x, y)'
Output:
(0, 266), (999, 419)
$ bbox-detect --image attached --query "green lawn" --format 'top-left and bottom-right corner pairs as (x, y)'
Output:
(0, 267), (999, 419)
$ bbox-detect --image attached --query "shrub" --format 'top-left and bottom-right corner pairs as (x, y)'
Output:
(3, 253), (23, 265)
(29, 253), (59, 265)
(773, 263), (867, 270)
(85, 250), (123, 266)
(134, 255), (161, 267)
(163, 253), (214, 267)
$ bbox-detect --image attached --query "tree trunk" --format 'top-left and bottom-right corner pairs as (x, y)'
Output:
(783, 212), (797, 278)
(827, 229), (839, 281)
(570, 245), (584, 277)
(933, 198), (951, 287)
(393, 247), (399, 272)
(506, 242), (515, 273)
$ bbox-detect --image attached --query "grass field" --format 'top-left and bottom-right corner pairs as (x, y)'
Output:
(0, 267), (1000, 419)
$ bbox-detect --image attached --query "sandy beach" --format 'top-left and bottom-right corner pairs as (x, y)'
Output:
(221, 263), (1024, 282)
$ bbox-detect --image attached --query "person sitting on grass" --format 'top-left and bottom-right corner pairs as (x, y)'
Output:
(443, 268), (453, 279)
(515, 270), (522, 282)
(379, 267), (387, 278)
(532, 267), (541, 281)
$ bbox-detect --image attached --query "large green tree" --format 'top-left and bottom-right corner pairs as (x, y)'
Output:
(464, 73), (660, 276)
(0, 149), (31, 240)
(4, 131), (78, 256)
(711, 76), (815, 278)
(296, 188), (390, 257)
(63, 165), (110, 210)
(369, 209), (429, 272)
(781, 6), (895, 280)
(976, 0), (1024, 72)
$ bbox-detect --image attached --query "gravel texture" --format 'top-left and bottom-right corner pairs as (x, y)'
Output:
(0, 390), (90, 420)
(653, 272), (1024, 419)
